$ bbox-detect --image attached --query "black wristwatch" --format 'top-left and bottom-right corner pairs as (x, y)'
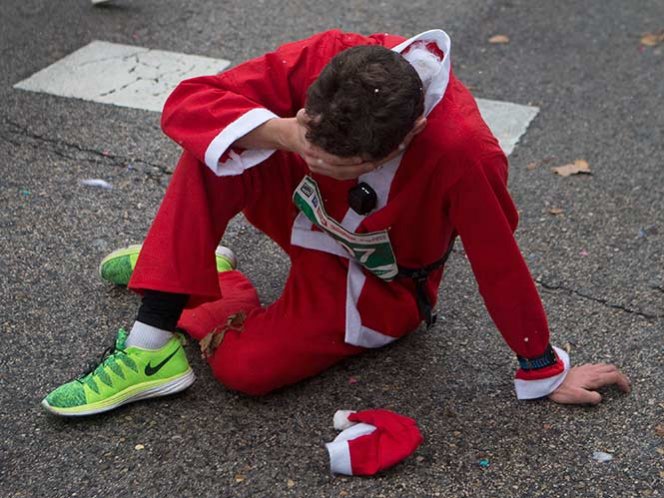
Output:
(517, 344), (558, 370)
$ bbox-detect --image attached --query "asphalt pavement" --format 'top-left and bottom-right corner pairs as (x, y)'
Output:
(1, 1), (663, 497)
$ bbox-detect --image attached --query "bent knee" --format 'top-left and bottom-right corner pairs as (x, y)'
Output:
(210, 354), (281, 396)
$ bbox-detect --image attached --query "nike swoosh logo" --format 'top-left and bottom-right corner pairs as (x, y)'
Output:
(144, 347), (180, 376)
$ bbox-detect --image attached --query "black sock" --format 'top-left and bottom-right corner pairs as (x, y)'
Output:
(136, 290), (189, 332)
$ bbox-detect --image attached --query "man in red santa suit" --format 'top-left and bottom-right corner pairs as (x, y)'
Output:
(42, 29), (630, 416)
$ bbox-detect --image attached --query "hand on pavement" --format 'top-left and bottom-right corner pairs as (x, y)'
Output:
(548, 363), (631, 405)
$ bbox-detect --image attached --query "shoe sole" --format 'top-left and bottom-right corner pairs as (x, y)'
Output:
(99, 244), (236, 277)
(215, 246), (237, 270)
(98, 244), (142, 278)
(41, 369), (195, 417)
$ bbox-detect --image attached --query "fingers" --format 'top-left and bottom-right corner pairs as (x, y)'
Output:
(584, 369), (631, 393)
(294, 109), (427, 181)
(307, 149), (364, 167)
(579, 364), (631, 393)
(296, 109), (363, 168)
(550, 386), (602, 405)
(593, 363), (618, 373)
(307, 158), (376, 180)
(577, 388), (602, 405)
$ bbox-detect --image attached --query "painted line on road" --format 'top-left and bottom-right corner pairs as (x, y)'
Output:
(14, 41), (230, 113)
(14, 41), (538, 155)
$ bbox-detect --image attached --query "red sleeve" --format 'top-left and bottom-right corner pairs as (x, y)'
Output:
(160, 30), (349, 174)
(448, 152), (551, 359)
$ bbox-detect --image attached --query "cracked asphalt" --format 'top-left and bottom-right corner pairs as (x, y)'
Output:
(1, 0), (662, 497)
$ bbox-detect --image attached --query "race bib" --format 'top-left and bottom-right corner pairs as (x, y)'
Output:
(293, 176), (398, 281)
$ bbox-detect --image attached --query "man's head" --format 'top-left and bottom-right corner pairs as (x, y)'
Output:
(304, 45), (424, 161)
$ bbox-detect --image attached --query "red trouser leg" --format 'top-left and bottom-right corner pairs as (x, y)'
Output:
(179, 251), (363, 396)
(129, 150), (248, 299)
(177, 270), (261, 341)
(130, 150), (364, 395)
(129, 149), (303, 299)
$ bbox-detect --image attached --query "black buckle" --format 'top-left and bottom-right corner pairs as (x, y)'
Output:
(397, 238), (456, 328)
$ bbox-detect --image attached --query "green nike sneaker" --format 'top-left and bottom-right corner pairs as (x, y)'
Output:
(41, 329), (195, 416)
(99, 244), (237, 286)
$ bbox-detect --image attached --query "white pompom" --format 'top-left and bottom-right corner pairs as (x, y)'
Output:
(333, 410), (357, 431)
(403, 42), (442, 90)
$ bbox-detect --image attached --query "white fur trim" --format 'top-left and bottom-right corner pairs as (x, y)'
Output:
(405, 43), (442, 91)
(325, 422), (377, 475)
(333, 410), (357, 431)
(344, 262), (398, 348)
(514, 346), (571, 400)
(339, 153), (403, 231)
(393, 29), (452, 116)
(204, 108), (279, 176)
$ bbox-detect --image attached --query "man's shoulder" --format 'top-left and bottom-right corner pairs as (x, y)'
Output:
(425, 76), (503, 162)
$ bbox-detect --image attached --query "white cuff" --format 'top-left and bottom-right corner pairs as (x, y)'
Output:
(514, 346), (571, 400)
(325, 422), (376, 475)
(203, 108), (279, 176)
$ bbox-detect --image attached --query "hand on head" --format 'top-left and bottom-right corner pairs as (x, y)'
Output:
(291, 109), (427, 181)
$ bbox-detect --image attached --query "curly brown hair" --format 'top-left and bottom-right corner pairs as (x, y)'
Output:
(304, 45), (424, 160)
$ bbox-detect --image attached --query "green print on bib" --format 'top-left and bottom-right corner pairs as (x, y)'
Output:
(293, 176), (398, 281)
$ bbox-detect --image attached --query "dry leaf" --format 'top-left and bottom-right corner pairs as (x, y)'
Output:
(656, 447), (664, 455)
(564, 342), (573, 353)
(660, 470), (664, 479)
(552, 159), (592, 177)
(548, 207), (564, 216)
(234, 474), (246, 483)
(287, 479), (295, 488)
(656, 424), (664, 437)
(543, 423), (553, 430)
(641, 32), (664, 46)
(489, 34), (510, 44)
(134, 444), (144, 451)
(340, 492), (349, 497)
(527, 162), (539, 171)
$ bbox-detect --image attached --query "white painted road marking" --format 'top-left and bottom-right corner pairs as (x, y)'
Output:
(475, 99), (539, 156)
(14, 41), (230, 113)
(14, 41), (538, 155)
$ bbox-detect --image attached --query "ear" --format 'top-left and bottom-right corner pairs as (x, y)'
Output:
(412, 115), (427, 136)
(297, 108), (321, 126)
(296, 108), (308, 124)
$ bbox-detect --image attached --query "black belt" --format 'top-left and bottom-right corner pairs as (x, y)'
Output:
(397, 238), (456, 328)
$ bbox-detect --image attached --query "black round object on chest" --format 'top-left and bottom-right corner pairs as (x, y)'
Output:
(348, 182), (378, 215)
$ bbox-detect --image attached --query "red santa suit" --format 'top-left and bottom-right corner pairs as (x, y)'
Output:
(128, 29), (570, 398)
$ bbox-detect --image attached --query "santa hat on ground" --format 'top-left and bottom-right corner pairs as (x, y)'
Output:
(325, 409), (423, 476)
